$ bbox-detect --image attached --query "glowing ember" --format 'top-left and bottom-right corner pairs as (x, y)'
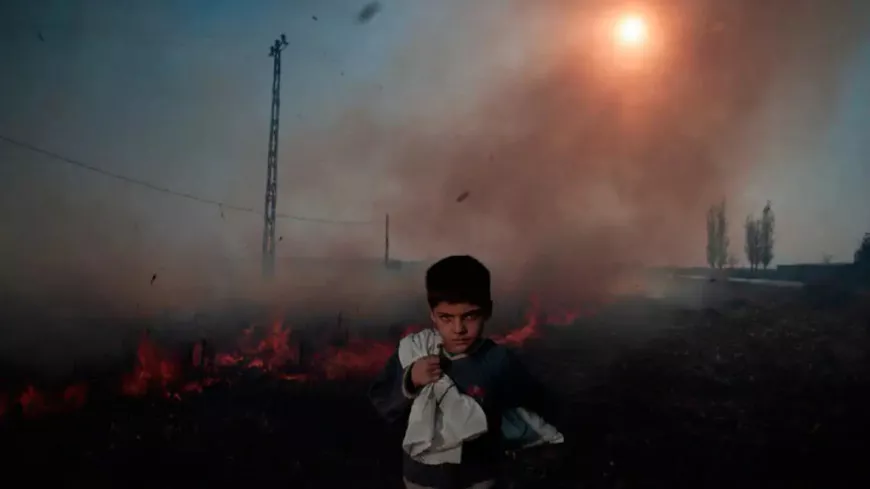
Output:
(18, 386), (46, 418)
(314, 339), (395, 380)
(121, 332), (178, 397)
(546, 311), (580, 326)
(62, 383), (88, 410)
(216, 352), (244, 367)
(280, 373), (309, 382)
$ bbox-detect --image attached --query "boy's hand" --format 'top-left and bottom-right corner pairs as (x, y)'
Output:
(410, 355), (442, 387)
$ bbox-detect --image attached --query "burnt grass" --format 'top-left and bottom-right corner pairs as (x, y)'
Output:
(2, 282), (870, 489)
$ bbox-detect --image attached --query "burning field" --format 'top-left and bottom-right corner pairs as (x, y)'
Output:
(1, 279), (869, 488)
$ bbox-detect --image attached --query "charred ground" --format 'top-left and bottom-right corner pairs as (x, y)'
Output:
(2, 279), (869, 488)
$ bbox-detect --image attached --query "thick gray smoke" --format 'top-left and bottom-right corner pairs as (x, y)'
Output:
(277, 0), (870, 309)
(0, 0), (868, 370)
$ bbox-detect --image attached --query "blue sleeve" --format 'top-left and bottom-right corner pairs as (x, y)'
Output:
(368, 350), (417, 424)
(500, 348), (560, 426)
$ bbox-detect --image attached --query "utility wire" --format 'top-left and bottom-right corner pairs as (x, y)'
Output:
(0, 134), (373, 225)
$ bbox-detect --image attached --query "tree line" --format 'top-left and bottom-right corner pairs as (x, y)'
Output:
(855, 233), (870, 282)
(706, 201), (870, 283)
(705, 200), (774, 270)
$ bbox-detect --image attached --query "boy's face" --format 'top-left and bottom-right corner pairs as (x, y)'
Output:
(430, 302), (487, 354)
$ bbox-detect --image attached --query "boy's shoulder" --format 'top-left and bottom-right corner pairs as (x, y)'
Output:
(473, 338), (517, 367)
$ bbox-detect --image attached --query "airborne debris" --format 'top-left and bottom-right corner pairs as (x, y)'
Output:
(456, 191), (470, 203)
(356, 2), (381, 24)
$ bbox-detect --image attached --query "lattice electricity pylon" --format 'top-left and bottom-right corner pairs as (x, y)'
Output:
(262, 34), (288, 279)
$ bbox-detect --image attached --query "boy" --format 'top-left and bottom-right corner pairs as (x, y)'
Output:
(369, 255), (559, 489)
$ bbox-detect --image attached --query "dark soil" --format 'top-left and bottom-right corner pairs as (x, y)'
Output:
(2, 282), (869, 488)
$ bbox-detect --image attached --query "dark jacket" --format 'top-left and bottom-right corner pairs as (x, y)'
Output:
(368, 337), (559, 489)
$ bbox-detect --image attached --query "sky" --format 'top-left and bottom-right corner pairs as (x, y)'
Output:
(1, 0), (869, 313)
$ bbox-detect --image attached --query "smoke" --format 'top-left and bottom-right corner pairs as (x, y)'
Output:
(280, 0), (870, 308)
(1, 0), (868, 348)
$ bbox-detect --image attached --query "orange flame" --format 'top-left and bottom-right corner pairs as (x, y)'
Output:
(313, 339), (394, 380)
(121, 332), (178, 397)
(0, 296), (590, 419)
(18, 386), (46, 418)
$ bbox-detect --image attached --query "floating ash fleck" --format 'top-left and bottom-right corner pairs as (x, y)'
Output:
(356, 2), (381, 24)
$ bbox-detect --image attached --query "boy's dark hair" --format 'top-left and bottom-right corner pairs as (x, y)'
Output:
(425, 255), (492, 311)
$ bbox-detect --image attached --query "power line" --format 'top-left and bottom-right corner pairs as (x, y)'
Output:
(0, 133), (373, 225)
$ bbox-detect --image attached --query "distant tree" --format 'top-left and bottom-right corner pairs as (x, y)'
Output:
(744, 215), (762, 271)
(855, 233), (870, 281)
(706, 206), (717, 269)
(759, 201), (775, 269)
(706, 200), (729, 269)
(716, 202), (729, 269)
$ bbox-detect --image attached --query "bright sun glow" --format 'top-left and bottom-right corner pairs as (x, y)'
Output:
(615, 15), (648, 47)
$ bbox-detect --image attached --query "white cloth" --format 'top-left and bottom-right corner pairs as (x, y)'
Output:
(397, 329), (564, 466)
